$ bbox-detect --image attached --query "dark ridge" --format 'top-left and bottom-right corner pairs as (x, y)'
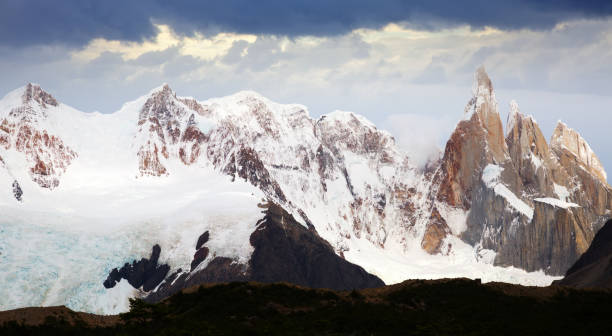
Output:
(190, 246), (209, 271)
(143, 201), (383, 303)
(566, 219), (612, 276)
(103, 244), (170, 292)
(555, 219), (612, 289)
(195, 231), (209, 250)
(247, 202), (384, 290)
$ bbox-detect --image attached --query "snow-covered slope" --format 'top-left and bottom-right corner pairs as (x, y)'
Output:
(2, 72), (601, 314)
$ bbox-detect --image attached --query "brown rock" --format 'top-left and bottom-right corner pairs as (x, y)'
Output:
(421, 207), (450, 254)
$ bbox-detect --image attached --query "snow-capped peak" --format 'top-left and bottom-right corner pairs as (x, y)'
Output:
(22, 83), (58, 108)
(147, 83), (173, 96)
(0, 83), (64, 125)
(551, 120), (607, 182)
(0, 83), (58, 117)
(138, 83), (189, 123)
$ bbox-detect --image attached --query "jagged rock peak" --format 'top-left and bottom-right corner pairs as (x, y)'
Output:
(551, 121), (607, 182)
(146, 83), (175, 100)
(460, 66), (507, 163)
(506, 100), (537, 136)
(473, 65), (494, 97)
(506, 100), (521, 136)
(138, 84), (183, 121)
(149, 83), (172, 94)
(464, 66), (499, 122)
(22, 83), (58, 108)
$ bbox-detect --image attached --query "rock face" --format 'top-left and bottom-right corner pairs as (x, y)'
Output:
(427, 67), (612, 275)
(103, 244), (171, 292)
(142, 201), (384, 303)
(555, 219), (612, 288)
(11, 180), (22, 201)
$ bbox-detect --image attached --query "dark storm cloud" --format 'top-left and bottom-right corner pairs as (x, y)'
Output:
(1, 0), (612, 47)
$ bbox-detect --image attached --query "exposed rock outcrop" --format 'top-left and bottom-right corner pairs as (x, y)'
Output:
(11, 180), (22, 202)
(143, 201), (384, 303)
(103, 244), (170, 292)
(190, 230), (210, 271)
(421, 207), (449, 254)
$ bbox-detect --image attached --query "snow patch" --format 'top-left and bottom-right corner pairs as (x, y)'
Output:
(482, 164), (534, 220)
(554, 183), (570, 202)
(530, 154), (542, 170)
(534, 198), (580, 209)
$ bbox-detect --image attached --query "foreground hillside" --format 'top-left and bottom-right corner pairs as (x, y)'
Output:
(2, 279), (611, 335)
(556, 219), (612, 288)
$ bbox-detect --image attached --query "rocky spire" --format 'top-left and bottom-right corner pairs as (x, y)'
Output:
(505, 100), (556, 196)
(472, 65), (494, 98)
(506, 100), (521, 137)
(551, 121), (607, 183)
(463, 66), (508, 164)
(505, 101), (549, 162)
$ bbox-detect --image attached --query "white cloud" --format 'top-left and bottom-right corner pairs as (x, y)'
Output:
(72, 25), (257, 62)
(181, 32), (257, 61)
(72, 25), (180, 61)
(381, 113), (455, 167)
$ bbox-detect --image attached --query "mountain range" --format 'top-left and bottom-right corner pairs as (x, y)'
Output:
(0, 67), (610, 314)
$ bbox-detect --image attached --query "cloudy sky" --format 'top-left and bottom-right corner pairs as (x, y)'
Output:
(1, 0), (612, 168)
